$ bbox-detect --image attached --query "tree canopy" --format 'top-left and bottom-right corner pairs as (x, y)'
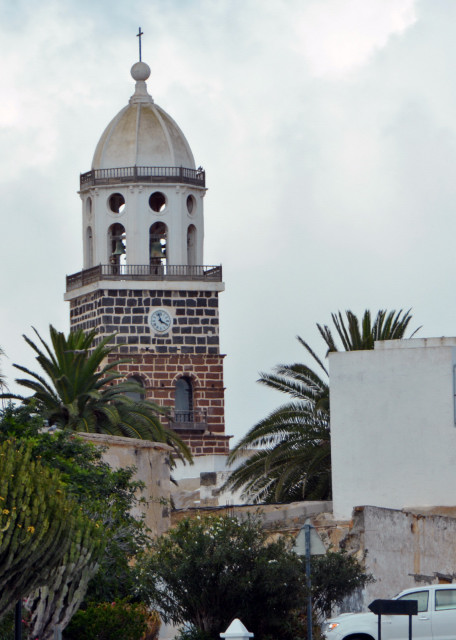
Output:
(316, 309), (419, 353)
(311, 549), (374, 617)
(138, 513), (307, 640)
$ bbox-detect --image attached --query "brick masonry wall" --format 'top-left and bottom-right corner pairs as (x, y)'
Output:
(69, 286), (229, 455)
(116, 352), (229, 455)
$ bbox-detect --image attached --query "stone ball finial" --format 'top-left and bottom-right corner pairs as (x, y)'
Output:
(131, 61), (151, 82)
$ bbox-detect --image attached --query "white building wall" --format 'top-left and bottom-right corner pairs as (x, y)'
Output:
(329, 338), (456, 520)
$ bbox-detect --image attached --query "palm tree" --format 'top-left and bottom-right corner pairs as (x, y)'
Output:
(225, 309), (418, 503)
(2, 326), (192, 462)
(226, 339), (330, 503)
(317, 308), (419, 353)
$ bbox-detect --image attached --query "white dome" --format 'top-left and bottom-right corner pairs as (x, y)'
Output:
(92, 64), (195, 170)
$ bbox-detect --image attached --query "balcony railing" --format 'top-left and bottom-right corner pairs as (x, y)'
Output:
(80, 166), (205, 189)
(168, 410), (208, 432)
(66, 264), (222, 291)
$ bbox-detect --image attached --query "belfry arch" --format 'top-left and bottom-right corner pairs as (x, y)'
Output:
(187, 225), (197, 266)
(149, 222), (167, 267)
(108, 223), (126, 267)
(85, 226), (93, 268)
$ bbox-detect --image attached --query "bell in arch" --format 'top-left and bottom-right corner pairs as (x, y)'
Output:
(150, 240), (164, 258)
(112, 240), (126, 256)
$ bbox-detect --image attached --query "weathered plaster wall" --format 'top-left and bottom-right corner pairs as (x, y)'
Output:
(308, 506), (456, 613)
(79, 433), (172, 536)
(330, 338), (456, 520)
(344, 506), (456, 609)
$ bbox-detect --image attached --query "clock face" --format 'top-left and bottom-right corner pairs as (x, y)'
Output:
(149, 308), (173, 333)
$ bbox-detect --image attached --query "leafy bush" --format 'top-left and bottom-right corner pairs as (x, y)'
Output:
(64, 599), (158, 640)
(311, 549), (374, 616)
(138, 513), (307, 640)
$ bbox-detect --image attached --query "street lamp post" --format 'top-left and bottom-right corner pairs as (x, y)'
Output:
(293, 519), (326, 640)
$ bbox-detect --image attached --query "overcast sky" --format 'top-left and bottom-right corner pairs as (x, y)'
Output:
(0, 0), (454, 444)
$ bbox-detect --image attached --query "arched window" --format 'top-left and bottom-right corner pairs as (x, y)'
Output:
(149, 222), (167, 268)
(187, 224), (197, 266)
(125, 375), (145, 402)
(108, 223), (126, 269)
(175, 376), (193, 423)
(85, 226), (93, 268)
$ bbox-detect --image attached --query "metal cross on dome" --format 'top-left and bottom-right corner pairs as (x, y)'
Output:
(137, 27), (144, 61)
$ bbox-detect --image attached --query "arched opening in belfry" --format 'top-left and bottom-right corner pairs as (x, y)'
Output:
(175, 376), (193, 423)
(187, 224), (197, 266)
(108, 223), (126, 269)
(149, 222), (167, 269)
(85, 226), (93, 268)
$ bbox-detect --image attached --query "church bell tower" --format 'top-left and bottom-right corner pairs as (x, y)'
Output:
(64, 54), (229, 456)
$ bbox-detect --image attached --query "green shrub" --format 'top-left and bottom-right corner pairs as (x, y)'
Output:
(64, 599), (154, 640)
(311, 550), (374, 616)
(138, 513), (307, 639)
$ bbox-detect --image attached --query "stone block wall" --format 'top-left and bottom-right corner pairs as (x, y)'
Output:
(69, 288), (220, 355)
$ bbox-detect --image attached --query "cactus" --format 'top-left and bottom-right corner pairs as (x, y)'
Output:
(26, 515), (105, 640)
(0, 440), (80, 617)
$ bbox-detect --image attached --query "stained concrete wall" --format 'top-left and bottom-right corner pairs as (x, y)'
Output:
(309, 505), (456, 613)
(330, 338), (456, 520)
(346, 506), (456, 608)
(79, 433), (172, 536)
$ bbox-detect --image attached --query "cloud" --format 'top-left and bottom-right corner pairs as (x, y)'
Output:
(291, 0), (417, 77)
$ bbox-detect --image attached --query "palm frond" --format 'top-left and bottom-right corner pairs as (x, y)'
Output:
(1, 326), (191, 460)
(225, 309), (419, 504)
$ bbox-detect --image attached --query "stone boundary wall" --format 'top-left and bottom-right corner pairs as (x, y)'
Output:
(78, 432), (172, 536)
